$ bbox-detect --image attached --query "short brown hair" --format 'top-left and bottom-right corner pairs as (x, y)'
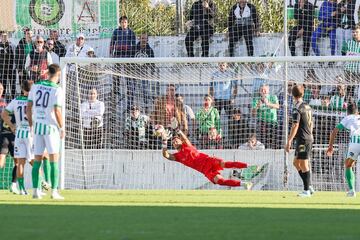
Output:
(48, 64), (61, 77)
(292, 85), (304, 98)
(353, 23), (360, 31)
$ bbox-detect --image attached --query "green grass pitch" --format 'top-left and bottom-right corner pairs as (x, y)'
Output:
(1, 190), (360, 240)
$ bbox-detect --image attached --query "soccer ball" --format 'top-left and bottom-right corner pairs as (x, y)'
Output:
(154, 124), (165, 137)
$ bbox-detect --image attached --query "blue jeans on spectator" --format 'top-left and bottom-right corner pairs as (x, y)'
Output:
(311, 24), (336, 56)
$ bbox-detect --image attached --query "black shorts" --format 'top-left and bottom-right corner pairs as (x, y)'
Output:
(0, 132), (15, 157)
(295, 141), (312, 160)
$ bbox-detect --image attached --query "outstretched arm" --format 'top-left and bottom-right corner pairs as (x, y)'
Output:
(177, 129), (191, 146)
(326, 127), (339, 156)
(162, 148), (175, 161)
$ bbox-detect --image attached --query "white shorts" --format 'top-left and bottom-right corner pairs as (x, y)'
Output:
(14, 137), (34, 161)
(346, 143), (360, 161)
(34, 132), (60, 155)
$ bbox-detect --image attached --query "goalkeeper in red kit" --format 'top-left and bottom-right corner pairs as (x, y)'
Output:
(161, 128), (255, 189)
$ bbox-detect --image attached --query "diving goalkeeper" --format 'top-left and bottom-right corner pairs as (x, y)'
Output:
(161, 126), (256, 188)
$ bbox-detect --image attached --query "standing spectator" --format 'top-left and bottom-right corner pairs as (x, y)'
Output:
(228, 0), (259, 57)
(288, 0), (315, 56)
(185, 0), (216, 57)
(209, 62), (238, 117)
(0, 32), (16, 99)
(174, 96), (189, 135)
(344, 24), (360, 84)
(49, 30), (66, 57)
(45, 39), (59, 65)
(132, 33), (158, 110)
(195, 95), (221, 148)
(251, 84), (279, 148)
(24, 36), (52, 82)
(175, 93), (196, 136)
(15, 28), (34, 84)
(110, 16), (136, 58)
(151, 84), (177, 128)
(311, 0), (337, 56)
(80, 88), (105, 149)
(124, 105), (150, 149)
(336, 0), (359, 55)
(228, 108), (248, 149)
(110, 16), (136, 111)
(65, 34), (92, 58)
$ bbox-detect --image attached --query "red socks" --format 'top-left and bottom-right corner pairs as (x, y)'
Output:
(224, 161), (248, 169)
(217, 178), (241, 187)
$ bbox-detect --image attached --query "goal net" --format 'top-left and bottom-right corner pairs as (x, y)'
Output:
(61, 56), (360, 191)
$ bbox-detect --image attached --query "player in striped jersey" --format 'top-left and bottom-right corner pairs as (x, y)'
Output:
(2, 81), (33, 195)
(327, 101), (360, 197)
(344, 24), (360, 86)
(27, 64), (65, 200)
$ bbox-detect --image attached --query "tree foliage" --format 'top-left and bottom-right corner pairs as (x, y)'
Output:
(120, 0), (284, 35)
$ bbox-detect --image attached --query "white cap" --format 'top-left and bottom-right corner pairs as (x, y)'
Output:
(77, 33), (85, 39)
(87, 47), (94, 53)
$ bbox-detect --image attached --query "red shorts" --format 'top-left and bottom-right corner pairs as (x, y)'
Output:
(202, 157), (224, 183)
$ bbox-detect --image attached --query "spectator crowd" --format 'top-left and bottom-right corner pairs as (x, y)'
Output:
(0, 0), (360, 150)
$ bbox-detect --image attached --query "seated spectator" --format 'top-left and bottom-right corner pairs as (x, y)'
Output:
(15, 27), (34, 84)
(185, 0), (216, 57)
(209, 62), (237, 117)
(251, 84), (279, 148)
(175, 93), (195, 136)
(202, 126), (223, 149)
(87, 47), (96, 58)
(49, 29), (66, 57)
(228, 108), (247, 148)
(110, 16), (136, 58)
(311, 0), (337, 56)
(0, 32), (16, 99)
(238, 133), (265, 150)
(65, 34), (92, 57)
(124, 105), (150, 149)
(45, 39), (59, 65)
(24, 35), (52, 82)
(80, 88), (105, 149)
(228, 0), (259, 57)
(151, 84), (176, 128)
(288, 0), (314, 56)
(330, 84), (347, 109)
(308, 85), (323, 107)
(195, 95), (221, 148)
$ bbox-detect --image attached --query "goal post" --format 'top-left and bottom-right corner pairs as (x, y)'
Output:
(60, 56), (360, 191)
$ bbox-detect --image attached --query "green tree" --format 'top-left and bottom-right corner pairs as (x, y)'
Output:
(120, 0), (176, 36)
(120, 0), (284, 35)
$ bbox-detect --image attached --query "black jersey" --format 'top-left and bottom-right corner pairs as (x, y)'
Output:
(292, 101), (314, 143)
(0, 97), (15, 134)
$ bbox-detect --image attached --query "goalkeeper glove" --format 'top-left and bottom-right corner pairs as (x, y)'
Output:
(161, 128), (172, 141)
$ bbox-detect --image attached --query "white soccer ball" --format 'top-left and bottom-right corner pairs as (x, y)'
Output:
(154, 124), (165, 137)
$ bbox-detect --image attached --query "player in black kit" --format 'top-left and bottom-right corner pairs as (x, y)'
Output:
(0, 84), (17, 194)
(285, 84), (314, 197)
